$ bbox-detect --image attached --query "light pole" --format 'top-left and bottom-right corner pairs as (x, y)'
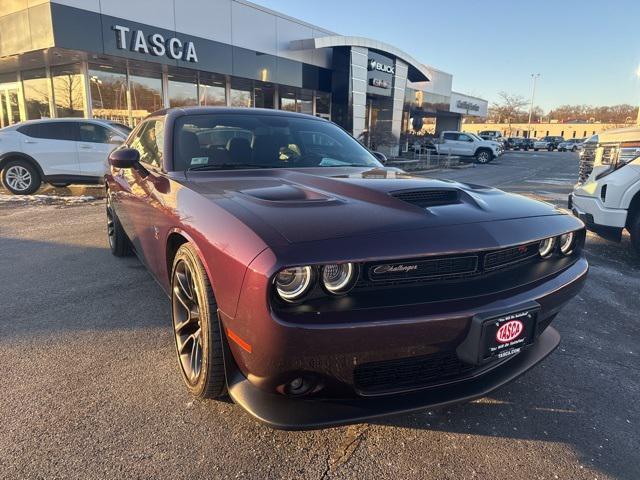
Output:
(527, 73), (540, 138)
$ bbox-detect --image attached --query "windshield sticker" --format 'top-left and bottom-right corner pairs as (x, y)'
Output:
(190, 157), (209, 165)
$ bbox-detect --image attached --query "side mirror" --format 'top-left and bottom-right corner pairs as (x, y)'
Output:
(371, 151), (388, 164)
(109, 148), (140, 169)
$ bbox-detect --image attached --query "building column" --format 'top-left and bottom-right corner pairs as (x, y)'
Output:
(389, 59), (408, 157)
(350, 46), (368, 142)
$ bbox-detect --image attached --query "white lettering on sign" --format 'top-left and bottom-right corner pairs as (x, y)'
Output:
(112, 25), (198, 63)
(368, 58), (395, 75)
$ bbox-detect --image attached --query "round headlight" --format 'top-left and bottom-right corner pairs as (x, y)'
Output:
(275, 266), (313, 302)
(538, 237), (556, 258)
(321, 263), (357, 294)
(559, 232), (575, 255)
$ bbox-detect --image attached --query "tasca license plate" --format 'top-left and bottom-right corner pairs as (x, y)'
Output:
(482, 310), (536, 360)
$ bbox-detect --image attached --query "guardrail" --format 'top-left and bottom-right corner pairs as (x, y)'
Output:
(387, 151), (463, 171)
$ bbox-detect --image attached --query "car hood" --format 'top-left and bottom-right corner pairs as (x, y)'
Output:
(184, 167), (563, 244)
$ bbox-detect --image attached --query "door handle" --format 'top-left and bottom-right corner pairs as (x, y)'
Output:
(24, 140), (37, 144)
(79, 144), (92, 149)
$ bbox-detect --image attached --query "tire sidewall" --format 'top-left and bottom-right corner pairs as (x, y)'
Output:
(2, 160), (41, 195)
(476, 150), (491, 164)
(171, 245), (216, 397)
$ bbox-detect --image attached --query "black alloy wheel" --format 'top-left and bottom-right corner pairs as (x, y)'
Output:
(106, 193), (132, 257)
(171, 243), (226, 399)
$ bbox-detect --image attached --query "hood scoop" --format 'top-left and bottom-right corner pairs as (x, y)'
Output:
(390, 188), (460, 208)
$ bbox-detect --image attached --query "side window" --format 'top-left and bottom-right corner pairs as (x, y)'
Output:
(79, 123), (113, 143)
(443, 132), (457, 140)
(130, 119), (165, 168)
(457, 134), (472, 142)
(18, 122), (77, 141)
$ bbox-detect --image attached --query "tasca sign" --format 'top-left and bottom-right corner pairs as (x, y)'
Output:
(112, 25), (198, 62)
(368, 58), (395, 75)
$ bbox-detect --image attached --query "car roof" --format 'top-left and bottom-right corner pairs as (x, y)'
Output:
(13, 118), (118, 127)
(148, 106), (328, 122)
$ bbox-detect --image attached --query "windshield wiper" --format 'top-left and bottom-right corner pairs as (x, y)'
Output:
(187, 163), (273, 171)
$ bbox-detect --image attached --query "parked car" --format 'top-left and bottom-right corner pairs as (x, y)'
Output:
(0, 118), (127, 194)
(570, 127), (640, 253)
(533, 138), (551, 151)
(478, 130), (504, 142)
(505, 137), (531, 151)
(558, 138), (585, 152)
(434, 131), (503, 163)
(541, 136), (565, 151)
(106, 107), (587, 429)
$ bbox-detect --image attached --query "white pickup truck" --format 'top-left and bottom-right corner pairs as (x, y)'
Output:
(433, 131), (503, 164)
(569, 126), (640, 253)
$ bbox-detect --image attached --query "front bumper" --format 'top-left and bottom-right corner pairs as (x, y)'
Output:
(223, 255), (587, 429)
(227, 326), (560, 430)
(570, 192), (626, 235)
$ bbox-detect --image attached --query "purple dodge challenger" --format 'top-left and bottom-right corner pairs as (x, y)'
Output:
(105, 107), (587, 429)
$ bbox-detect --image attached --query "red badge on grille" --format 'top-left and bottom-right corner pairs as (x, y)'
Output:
(496, 320), (524, 343)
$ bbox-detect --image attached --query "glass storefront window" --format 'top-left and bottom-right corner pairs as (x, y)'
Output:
(199, 73), (226, 106)
(299, 89), (313, 115)
(280, 86), (297, 112)
(88, 65), (129, 124)
(168, 71), (198, 107)
(129, 69), (163, 124)
(51, 64), (86, 118)
(22, 68), (50, 120)
(254, 81), (275, 109)
(315, 91), (331, 118)
(230, 78), (252, 108)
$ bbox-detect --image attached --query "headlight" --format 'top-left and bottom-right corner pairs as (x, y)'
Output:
(559, 232), (575, 255)
(275, 266), (313, 302)
(538, 237), (556, 258)
(321, 263), (357, 294)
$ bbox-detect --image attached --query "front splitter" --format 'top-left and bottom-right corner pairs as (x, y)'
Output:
(226, 326), (561, 430)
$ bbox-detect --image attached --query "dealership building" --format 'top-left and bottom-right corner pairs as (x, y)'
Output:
(0, 0), (488, 155)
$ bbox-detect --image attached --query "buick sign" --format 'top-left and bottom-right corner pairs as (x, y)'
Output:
(112, 25), (198, 63)
(368, 58), (395, 75)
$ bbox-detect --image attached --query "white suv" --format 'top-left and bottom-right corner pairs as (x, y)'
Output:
(0, 118), (129, 195)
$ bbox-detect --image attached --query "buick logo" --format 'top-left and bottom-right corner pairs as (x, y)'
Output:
(496, 320), (524, 344)
(373, 264), (418, 275)
(368, 59), (395, 75)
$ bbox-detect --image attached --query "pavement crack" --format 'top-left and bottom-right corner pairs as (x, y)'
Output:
(320, 424), (369, 479)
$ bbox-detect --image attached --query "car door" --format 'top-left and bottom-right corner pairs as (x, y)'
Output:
(456, 133), (475, 156)
(77, 122), (124, 178)
(18, 122), (79, 177)
(113, 118), (168, 271)
(441, 132), (458, 154)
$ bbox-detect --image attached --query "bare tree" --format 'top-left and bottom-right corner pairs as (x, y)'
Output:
(488, 92), (529, 134)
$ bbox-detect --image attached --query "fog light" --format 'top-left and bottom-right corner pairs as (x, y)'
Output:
(559, 232), (575, 255)
(538, 237), (555, 258)
(283, 376), (314, 396)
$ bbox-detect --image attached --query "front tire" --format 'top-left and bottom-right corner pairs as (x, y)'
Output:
(475, 149), (492, 164)
(106, 194), (132, 257)
(1, 159), (41, 195)
(548, 146), (554, 151)
(172, 243), (226, 399)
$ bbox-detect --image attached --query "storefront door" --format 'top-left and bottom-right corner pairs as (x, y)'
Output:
(0, 83), (25, 128)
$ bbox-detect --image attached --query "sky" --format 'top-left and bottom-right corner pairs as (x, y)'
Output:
(254, 0), (640, 111)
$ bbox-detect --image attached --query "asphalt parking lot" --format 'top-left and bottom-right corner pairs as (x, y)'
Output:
(1, 151), (639, 480)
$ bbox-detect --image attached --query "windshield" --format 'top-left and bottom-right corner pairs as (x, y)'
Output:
(173, 114), (382, 171)
(468, 133), (484, 141)
(107, 121), (132, 137)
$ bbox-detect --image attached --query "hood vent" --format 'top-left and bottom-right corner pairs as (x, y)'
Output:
(390, 189), (460, 208)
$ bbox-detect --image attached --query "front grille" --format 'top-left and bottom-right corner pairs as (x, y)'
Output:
(578, 143), (597, 183)
(484, 242), (538, 270)
(354, 351), (478, 394)
(368, 255), (478, 283)
(356, 242), (540, 290)
(391, 189), (460, 208)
